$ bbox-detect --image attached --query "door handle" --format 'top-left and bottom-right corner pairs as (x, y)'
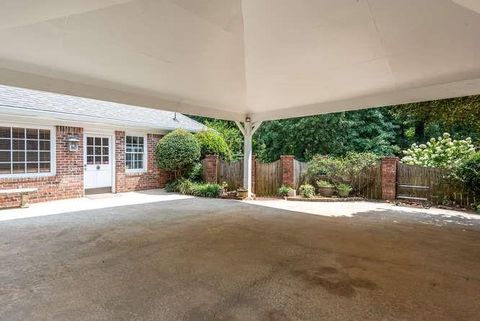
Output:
(96, 165), (100, 170)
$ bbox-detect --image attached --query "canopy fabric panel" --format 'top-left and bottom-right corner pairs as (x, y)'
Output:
(0, 0), (479, 121)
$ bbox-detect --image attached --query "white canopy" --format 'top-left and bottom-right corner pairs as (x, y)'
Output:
(1, 0), (480, 122)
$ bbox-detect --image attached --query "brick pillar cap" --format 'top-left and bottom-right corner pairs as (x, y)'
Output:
(205, 154), (219, 158)
(280, 155), (295, 158)
(382, 156), (399, 160)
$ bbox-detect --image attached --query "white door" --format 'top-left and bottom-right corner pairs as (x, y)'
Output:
(84, 135), (112, 190)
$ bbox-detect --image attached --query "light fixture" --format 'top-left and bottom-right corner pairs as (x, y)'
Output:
(245, 116), (251, 123)
(66, 135), (80, 152)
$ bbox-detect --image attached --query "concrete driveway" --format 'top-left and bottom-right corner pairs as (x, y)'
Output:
(1, 192), (479, 321)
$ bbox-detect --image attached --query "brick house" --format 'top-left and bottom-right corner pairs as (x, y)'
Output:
(0, 85), (204, 208)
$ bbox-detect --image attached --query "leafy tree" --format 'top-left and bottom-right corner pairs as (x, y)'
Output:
(390, 95), (480, 146)
(254, 108), (398, 162)
(189, 94), (480, 162)
(401, 133), (475, 169)
(195, 129), (232, 160)
(190, 117), (244, 159)
(155, 129), (200, 178)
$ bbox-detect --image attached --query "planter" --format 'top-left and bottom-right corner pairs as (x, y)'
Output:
(236, 188), (248, 199)
(318, 186), (334, 197)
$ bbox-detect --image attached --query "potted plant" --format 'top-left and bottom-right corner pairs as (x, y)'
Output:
(278, 185), (293, 200)
(299, 183), (315, 198)
(316, 180), (334, 197)
(336, 183), (353, 198)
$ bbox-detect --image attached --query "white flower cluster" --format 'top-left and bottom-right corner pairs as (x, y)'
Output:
(401, 133), (475, 168)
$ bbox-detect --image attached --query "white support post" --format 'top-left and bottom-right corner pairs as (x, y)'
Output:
(236, 119), (262, 198)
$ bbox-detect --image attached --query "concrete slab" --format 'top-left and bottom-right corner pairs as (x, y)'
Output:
(0, 195), (479, 320)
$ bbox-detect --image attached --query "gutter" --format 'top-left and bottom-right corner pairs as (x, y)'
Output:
(0, 104), (206, 133)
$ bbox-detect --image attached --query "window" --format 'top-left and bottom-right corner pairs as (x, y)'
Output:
(125, 135), (146, 171)
(86, 137), (109, 165)
(0, 126), (53, 176)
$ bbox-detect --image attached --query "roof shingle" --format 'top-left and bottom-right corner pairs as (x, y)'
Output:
(0, 85), (205, 132)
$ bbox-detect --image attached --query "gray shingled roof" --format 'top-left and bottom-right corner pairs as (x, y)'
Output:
(0, 85), (205, 132)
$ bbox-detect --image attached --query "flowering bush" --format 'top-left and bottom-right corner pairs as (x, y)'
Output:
(401, 133), (475, 169)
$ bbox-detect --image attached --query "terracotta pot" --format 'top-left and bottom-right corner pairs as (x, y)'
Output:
(236, 189), (248, 199)
(318, 186), (334, 197)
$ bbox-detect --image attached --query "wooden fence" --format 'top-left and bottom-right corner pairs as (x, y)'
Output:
(214, 158), (476, 206)
(217, 159), (282, 196)
(396, 163), (476, 207)
(293, 159), (308, 190)
(255, 160), (282, 196)
(352, 162), (383, 200)
(217, 159), (244, 190)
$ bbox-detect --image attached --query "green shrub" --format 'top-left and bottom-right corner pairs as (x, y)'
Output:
(155, 129), (201, 178)
(305, 156), (344, 183)
(165, 180), (181, 192)
(299, 183), (315, 198)
(190, 183), (222, 198)
(195, 129), (232, 160)
(278, 185), (292, 197)
(455, 152), (480, 194)
(336, 183), (353, 197)
(402, 133), (475, 169)
(316, 180), (333, 188)
(166, 179), (222, 198)
(187, 162), (203, 182)
(306, 152), (378, 185)
(177, 178), (194, 194)
(342, 152), (379, 177)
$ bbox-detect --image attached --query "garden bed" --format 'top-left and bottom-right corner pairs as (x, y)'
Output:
(287, 196), (365, 202)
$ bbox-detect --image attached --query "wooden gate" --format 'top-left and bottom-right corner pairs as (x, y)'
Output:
(352, 162), (382, 200)
(293, 159), (308, 190)
(255, 160), (282, 196)
(396, 162), (476, 207)
(217, 159), (244, 190)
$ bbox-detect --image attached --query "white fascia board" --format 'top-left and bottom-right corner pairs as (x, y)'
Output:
(250, 77), (480, 122)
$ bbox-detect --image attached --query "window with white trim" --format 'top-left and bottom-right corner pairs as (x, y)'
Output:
(125, 135), (146, 171)
(0, 126), (53, 176)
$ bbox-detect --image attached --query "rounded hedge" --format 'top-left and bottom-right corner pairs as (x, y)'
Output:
(195, 129), (232, 160)
(155, 129), (200, 177)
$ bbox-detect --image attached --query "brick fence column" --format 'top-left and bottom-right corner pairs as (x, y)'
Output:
(280, 155), (295, 187)
(202, 155), (218, 183)
(381, 157), (399, 201)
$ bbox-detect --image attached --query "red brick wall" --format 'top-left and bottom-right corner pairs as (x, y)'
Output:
(280, 155), (294, 187)
(114, 131), (170, 193)
(1, 127), (172, 209)
(202, 155), (218, 183)
(381, 157), (399, 201)
(0, 126), (84, 208)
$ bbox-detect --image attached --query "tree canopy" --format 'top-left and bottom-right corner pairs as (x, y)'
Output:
(190, 95), (480, 162)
